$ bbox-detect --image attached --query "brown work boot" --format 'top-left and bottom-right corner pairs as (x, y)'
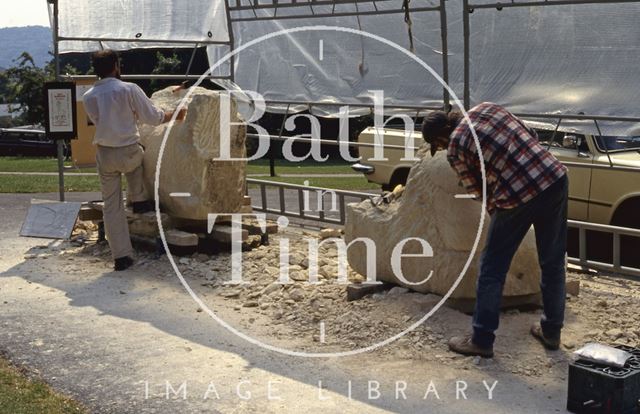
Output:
(448, 335), (494, 358)
(530, 323), (560, 350)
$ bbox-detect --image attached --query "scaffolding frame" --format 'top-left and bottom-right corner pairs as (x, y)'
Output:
(224, 0), (450, 108)
(47, 0), (640, 277)
(227, 0), (442, 21)
(50, 0), (640, 202)
(49, 0), (238, 201)
(50, 0), (451, 201)
(52, 0), (450, 103)
(53, 0), (640, 123)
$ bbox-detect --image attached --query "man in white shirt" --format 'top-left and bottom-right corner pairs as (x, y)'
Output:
(84, 50), (185, 271)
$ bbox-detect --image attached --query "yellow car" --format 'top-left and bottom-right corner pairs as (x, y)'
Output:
(353, 126), (640, 230)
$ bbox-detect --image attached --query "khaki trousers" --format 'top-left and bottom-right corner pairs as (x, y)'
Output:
(96, 144), (147, 260)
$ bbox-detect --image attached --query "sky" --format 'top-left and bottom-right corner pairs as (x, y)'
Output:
(0, 0), (51, 28)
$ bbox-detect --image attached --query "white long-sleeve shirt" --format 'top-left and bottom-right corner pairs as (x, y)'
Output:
(83, 77), (164, 147)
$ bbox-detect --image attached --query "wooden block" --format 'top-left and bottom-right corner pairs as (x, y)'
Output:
(243, 220), (279, 235)
(566, 280), (580, 297)
(265, 220), (278, 234)
(78, 205), (103, 221)
(87, 200), (136, 218)
(346, 282), (394, 301)
(171, 217), (210, 232)
(210, 225), (248, 243)
(166, 229), (199, 247)
(568, 263), (598, 275)
(238, 205), (253, 214)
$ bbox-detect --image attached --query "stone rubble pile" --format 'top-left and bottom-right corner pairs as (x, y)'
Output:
(68, 220), (640, 377)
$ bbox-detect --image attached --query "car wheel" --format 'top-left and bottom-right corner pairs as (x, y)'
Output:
(611, 198), (640, 229)
(611, 198), (640, 268)
(382, 168), (410, 192)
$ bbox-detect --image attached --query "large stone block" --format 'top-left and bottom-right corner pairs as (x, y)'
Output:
(139, 86), (247, 220)
(345, 148), (542, 300)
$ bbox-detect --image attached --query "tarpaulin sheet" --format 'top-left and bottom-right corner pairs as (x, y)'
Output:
(459, 0), (640, 135)
(208, 4), (447, 118)
(208, 0), (640, 134)
(54, 0), (640, 134)
(55, 0), (229, 52)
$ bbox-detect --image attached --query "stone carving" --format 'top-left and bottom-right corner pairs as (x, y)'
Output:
(345, 148), (542, 300)
(138, 86), (247, 220)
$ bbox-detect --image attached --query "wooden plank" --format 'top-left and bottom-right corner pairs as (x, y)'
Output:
(78, 205), (103, 221)
(210, 225), (249, 243)
(166, 229), (199, 246)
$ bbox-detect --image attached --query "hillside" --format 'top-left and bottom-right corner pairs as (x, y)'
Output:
(0, 26), (52, 68)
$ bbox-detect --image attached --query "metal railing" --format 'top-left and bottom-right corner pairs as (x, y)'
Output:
(247, 178), (373, 225)
(568, 220), (640, 277)
(248, 177), (640, 277)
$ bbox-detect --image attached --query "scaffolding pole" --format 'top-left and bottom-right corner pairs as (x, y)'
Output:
(51, 0), (65, 202)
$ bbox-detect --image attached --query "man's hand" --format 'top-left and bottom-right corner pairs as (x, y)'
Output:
(163, 108), (187, 123)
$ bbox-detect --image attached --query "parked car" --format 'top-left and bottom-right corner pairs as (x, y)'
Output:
(351, 127), (423, 192)
(0, 128), (70, 158)
(353, 126), (640, 230)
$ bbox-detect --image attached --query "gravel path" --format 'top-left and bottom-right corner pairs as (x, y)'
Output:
(0, 192), (616, 413)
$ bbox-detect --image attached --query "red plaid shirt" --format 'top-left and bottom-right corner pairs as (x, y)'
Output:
(447, 103), (567, 214)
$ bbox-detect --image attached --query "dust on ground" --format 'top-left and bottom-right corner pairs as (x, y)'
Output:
(20, 220), (640, 383)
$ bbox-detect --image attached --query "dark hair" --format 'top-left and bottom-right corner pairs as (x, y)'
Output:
(91, 50), (119, 78)
(421, 110), (461, 156)
(421, 111), (449, 144)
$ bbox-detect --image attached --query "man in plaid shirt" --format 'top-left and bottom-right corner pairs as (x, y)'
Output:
(422, 102), (568, 358)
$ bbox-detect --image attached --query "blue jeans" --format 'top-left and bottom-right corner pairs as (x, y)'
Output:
(472, 174), (568, 348)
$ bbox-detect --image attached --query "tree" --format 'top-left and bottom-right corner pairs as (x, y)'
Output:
(3, 52), (78, 126)
(3, 52), (52, 125)
(0, 70), (10, 104)
(149, 51), (181, 92)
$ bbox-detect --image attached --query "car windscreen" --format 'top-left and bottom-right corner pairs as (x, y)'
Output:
(594, 136), (640, 153)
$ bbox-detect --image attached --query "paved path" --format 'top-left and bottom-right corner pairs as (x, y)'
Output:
(0, 192), (569, 414)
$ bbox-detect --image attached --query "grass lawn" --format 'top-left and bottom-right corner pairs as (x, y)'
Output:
(0, 157), (95, 173)
(0, 157), (355, 175)
(0, 174), (378, 193)
(0, 175), (103, 193)
(0, 355), (87, 414)
(0, 157), (376, 193)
